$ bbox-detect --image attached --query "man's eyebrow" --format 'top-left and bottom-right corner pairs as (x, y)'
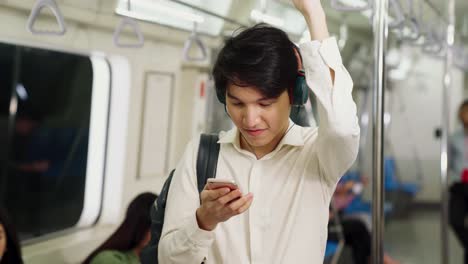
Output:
(258, 97), (276, 102)
(226, 92), (240, 100)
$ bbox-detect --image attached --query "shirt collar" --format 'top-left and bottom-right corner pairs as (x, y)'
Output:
(218, 119), (305, 150)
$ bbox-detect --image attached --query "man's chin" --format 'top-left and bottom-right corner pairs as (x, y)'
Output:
(246, 137), (270, 148)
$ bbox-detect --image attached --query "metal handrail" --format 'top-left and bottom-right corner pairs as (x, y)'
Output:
(113, 17), (145, 48)
(454, 46), (468, 71)
(113, 0), (144, 48)
(397, 0), (421, 41)
(183, 23), (207, 61)
(27, 0), (66, 35)
(441, 0), (456, 261)
(422, 25), (444, 55)
(371, 0), (387, 262)
(388, 0), (406, 29)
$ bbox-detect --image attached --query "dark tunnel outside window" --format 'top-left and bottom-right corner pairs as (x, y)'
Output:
(0, 43), (94, 241)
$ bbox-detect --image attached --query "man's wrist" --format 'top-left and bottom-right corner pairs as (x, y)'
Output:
(196, 207), (216, 231)
(301, 3), (325, 21)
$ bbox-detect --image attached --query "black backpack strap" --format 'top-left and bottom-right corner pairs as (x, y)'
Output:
(196, 133), (220, 193)
(141, 134), (220, 264)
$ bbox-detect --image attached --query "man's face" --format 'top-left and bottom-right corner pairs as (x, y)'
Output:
(225, 84), (291, 153)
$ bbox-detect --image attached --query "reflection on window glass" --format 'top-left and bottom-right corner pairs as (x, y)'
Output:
(0, 43), (93, 240)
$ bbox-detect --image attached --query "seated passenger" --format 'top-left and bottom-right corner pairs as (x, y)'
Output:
(449, 99), (468, 264)
(333, 173), (372, 229)
(0, 207), (24, 264)
(328, 210), (400, 264)
(83, 192), (157, 264)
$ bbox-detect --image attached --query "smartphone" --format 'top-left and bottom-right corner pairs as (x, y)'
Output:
(207, 178), (238, 190)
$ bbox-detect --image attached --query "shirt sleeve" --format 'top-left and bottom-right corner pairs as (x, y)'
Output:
(299, 37), (360, 188)
(158, 136), (215, 264)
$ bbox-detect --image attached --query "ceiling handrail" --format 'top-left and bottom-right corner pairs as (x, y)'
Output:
(27, 0), (66, 35)
(113, 0), (144, 48)
(388, 0), (406, 29)
(183, 23), (207, 62)
(397, 0), (421, 41)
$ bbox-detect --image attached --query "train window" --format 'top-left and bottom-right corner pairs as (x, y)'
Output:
(0, 43), (110, 241)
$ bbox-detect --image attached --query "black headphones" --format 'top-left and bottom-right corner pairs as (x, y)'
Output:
(216, 47), (309, 106)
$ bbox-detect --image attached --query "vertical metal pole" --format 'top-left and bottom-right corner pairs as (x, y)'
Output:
(372, 0), (388, 263)
(441, 0), (456, 263)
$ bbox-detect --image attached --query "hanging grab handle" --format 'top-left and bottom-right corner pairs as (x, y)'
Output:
(113, 17), (145, 48)
(398, 18), (421, 41)
(27, 0), (66, 35)
(330, 0), (371, 12)
(397, 0), (421, 41)
(422, 26), (444, 55)
(183, 23), (207, 61)
(453, 46), (468, 71)
(388, 0), (406, 29)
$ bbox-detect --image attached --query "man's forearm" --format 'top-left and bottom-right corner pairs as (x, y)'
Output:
(303, 4), (329, 41)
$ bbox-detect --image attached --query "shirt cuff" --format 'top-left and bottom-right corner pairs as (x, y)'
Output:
(184, 212), (215, 248)
(299, 37), (343, 71)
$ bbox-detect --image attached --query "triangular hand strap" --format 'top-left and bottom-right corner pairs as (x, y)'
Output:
(113, 17), (145, 48)
(27, 0), (66, 35)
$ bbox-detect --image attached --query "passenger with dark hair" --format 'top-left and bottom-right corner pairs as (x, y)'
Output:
(158, 0), (360, 263)
(449, 99), (468, 264)
(0, 207), (24, 264)
(83, 192), (157, 264)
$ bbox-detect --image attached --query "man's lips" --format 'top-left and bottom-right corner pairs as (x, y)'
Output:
(244, 129), (266, 136)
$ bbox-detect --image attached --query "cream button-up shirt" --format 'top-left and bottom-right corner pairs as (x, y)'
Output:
(159, 37), (360, 264)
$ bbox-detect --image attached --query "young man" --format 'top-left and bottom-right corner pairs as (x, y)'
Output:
(158, 0), (360, 263)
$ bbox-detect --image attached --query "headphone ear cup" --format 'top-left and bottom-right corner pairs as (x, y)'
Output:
(292, 74), (309, 105)
(216, 88), (226, 105)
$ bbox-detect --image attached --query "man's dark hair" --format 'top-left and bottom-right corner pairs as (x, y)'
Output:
(213, 24), (299, 102)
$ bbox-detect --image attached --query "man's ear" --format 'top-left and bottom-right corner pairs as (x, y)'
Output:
(293, 47), (303, 70)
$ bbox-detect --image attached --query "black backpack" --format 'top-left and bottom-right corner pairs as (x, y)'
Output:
(140, 134), (220, 264)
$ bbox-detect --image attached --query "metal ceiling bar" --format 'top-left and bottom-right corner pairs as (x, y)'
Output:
(169, 0), (248, 28)
(422, 0), (448, 24)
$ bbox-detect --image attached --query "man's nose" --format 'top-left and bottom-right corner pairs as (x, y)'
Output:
(243, 107), (260, 128)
